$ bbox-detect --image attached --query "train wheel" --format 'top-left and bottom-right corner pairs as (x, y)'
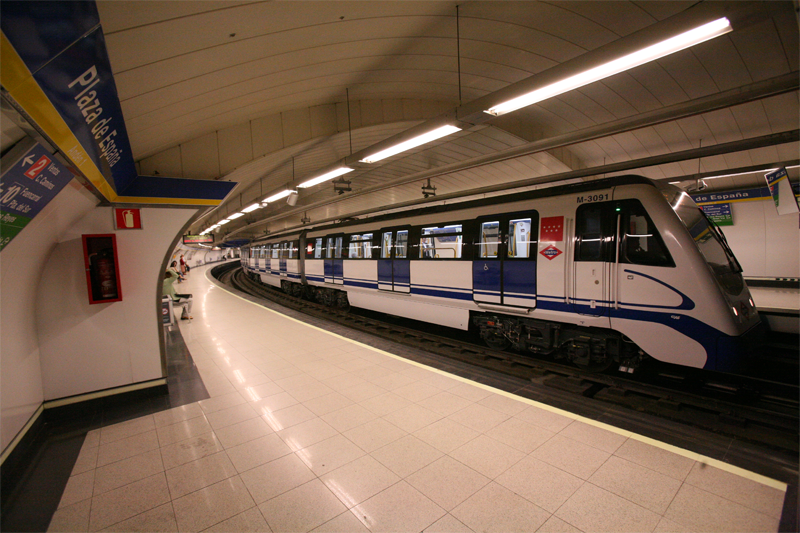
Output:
(573, 355), (614, 373)
(482, 332), (510, 350)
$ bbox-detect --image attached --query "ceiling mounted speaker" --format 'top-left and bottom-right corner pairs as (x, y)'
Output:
(286, 191), (299, 206)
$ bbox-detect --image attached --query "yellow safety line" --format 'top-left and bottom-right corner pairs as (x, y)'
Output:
(205, 268), (788, 492)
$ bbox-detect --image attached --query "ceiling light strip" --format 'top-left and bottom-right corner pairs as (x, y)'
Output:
(298, 167), (354, 189)
(359, 125), (462, 164)
(264, 189), (295, 203)
(486, 17), (732, 116)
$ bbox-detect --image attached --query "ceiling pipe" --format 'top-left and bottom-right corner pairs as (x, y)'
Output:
(226, 129), (799, 240)
(198, 2), (789, 231)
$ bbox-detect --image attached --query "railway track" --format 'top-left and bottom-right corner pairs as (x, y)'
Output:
(214, 264), (799, 454)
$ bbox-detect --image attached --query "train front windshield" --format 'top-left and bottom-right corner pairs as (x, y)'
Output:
(670, 192), (744, 294)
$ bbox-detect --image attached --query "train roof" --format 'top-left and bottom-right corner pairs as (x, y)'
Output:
(246, 175), (662, 245)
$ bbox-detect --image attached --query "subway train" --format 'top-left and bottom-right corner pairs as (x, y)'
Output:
(241, 176), (760, 374)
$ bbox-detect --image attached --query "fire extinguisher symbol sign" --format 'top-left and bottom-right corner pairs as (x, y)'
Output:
(114, 208), (142, 229)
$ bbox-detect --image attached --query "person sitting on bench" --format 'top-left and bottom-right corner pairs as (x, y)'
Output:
(163, 269), (193, 319)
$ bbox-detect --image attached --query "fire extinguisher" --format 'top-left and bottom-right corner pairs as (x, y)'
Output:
(96, 250), (118, 299)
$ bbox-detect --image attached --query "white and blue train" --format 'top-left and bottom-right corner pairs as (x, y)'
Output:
(241, 176), (760, 374)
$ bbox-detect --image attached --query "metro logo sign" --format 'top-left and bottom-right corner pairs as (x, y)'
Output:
(540, 245), (563, 260)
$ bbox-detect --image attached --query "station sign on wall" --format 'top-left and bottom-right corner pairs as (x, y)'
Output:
(700, 202), (733, 226)
(0, 140), (75, 251)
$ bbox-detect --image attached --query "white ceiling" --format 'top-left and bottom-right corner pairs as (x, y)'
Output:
(20, 1), (800, 240)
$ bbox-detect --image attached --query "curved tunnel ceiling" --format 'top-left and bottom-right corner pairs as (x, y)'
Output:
(90, 1), (798, 243)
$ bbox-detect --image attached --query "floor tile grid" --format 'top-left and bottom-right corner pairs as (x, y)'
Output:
(49, 265), (786, 532)
(183, 266), (788, 532)
(53, 378), (784, 532)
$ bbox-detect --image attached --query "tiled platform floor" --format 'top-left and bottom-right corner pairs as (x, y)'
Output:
(48, 263), (787, 532)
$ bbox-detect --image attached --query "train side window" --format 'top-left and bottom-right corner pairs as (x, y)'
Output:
(420, 224), (462, 259)
(334, 236), (344, 259)
(575, 204), (610, 262)
(271, 244), (280, 259)
(314, 238), (323, 259)
(619, 201), (674, 267)
(349, 233), (373, 259)
(381, 232), (392, 259)
(289, 241), (298, 259)
(396, 230), (408, 258)
(507, 218), (535, 259)
(479, 221), (500, 258)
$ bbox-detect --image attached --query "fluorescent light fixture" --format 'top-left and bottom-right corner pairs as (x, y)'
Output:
(228, 212), (245, 219)
(360, 125), (461, 164)
(241, 203), (261, 213)
(217, 219), (231, 225)
(668, 165), (800, 184)
(486, 17), (731, 116)
(263, 189), (295, 203)
(298, 167), (354, 189)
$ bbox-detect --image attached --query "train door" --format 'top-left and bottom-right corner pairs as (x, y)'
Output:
(279, 242), (289, 277)
(271, 243), (281, 275)
(612, 199), (677, 311)
(324, 235), (344, 285)
(378, 228), (410, 293)
(572, 203), (613, 317)
(473, 213), (538, 307)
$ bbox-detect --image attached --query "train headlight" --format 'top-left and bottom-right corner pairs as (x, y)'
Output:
(749, 298), (754, 307)
(732, 306), (738, 316)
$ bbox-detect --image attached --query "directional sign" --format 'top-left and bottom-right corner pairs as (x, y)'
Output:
(700, 202), (733, 226)
(0, 140), (75, 251)
(765, 167), (800, 215)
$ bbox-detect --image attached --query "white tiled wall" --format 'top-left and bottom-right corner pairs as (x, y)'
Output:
(0, 180), (96, 452)
(36, 206), (198, 401)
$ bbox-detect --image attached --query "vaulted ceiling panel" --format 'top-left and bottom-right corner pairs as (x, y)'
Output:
(70, 1), (795, 241)
(730, 18), (792, 82)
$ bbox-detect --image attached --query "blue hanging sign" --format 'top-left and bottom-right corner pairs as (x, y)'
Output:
(1, 0), (236, 205)
(765, 167), (800, 215)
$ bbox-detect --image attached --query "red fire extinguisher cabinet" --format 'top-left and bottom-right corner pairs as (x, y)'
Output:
(82, 234), (123, 304)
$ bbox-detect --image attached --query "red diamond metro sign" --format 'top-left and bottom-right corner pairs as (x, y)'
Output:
(540, 245), (563, 260)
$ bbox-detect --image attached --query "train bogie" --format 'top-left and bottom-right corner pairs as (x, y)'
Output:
(241, 176), (759, 375)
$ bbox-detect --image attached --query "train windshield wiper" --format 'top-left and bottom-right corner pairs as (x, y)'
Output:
(702, 212), (742, 274)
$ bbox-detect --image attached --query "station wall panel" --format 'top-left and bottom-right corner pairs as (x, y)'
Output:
(725, 198), (799, 278)
(1, 179), (96, 453)
(36, 206), (198, 401)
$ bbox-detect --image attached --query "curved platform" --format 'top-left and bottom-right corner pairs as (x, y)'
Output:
(49, 262), (788, 532)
